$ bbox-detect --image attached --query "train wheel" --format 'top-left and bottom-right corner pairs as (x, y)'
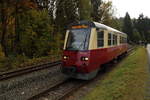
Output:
(99, 64), (108, 73)
(112, 58), (118, 64)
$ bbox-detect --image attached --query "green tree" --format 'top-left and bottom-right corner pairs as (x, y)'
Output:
(98, 1), (114, 24)
(78, 0), (92, 20)
(35, 0), (56, 23)
(122, 12), (133, 41)
(0, 0), (36, 57)
(55, 0), (79, 33)
(109, 18), (122, 31)
(134, 14), (150, 42)
(91, 0), (102, 21)
(0, 0), (11, 57)
(132, 29), (142, 43)
(18, 9), (54, 57)
(13, 0), (37, 55)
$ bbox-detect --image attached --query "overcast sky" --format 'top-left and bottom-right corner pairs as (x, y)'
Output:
(104, 0), (150, 18)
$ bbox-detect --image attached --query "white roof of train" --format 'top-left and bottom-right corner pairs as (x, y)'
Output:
(94, 22), (126, 35)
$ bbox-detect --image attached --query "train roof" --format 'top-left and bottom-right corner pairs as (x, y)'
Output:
(68, 21), (126, 35)
(93, 22), (126, 35)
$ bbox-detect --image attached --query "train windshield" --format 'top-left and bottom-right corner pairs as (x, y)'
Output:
(66, 28), (91, 50)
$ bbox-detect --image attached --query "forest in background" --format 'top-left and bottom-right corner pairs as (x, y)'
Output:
(0, 0), (150, 69)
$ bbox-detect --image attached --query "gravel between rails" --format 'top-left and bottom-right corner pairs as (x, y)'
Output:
(0, 65), (68, 100)
(30, 79), (86, 100)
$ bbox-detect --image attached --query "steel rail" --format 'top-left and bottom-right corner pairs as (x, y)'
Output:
(0, 60), (61, 81)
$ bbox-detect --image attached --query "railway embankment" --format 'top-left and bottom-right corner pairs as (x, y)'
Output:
(80, 47), (148, 100)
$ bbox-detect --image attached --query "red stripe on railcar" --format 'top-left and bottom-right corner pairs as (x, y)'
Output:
(62, 44), (128, 73)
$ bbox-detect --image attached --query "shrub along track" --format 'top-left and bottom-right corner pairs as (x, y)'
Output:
(28, 47), (135, 100)
(0, 61), (61, 81)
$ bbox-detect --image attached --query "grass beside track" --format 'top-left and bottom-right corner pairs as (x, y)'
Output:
(0, 55), (61, 73)
(81, 47), (148, 100)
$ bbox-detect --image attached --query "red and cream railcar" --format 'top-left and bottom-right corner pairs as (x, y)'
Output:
(61, 21), (128, 80)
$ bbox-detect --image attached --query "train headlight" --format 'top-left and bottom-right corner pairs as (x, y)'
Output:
(84, 57), (89, 61)
(81, 57), (89, 61)
(63, 56), (68, 60)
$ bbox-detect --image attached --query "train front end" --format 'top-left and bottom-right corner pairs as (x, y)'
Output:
(61, 21), (97, 80)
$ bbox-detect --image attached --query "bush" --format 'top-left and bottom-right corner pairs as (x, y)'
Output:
(0, 55), (28, 71)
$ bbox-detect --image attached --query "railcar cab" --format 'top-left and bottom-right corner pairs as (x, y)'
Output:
(62, 21), (99, 80)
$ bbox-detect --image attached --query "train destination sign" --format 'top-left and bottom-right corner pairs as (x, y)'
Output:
(72, 25), (88, 29)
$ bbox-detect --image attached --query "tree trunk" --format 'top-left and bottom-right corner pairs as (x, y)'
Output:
(0, 6), (8, 57)
(14, 1), (22, 55)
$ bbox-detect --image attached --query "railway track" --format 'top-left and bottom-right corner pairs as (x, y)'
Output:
(0, 46), (135, 82)
(29, 79), (86, 100)
(0, 61), (61, 81)
(28, 47), (135, 100)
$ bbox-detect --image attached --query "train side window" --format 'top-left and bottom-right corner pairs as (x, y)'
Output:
(120, 36), (122, 44)
(108, 33), (112, 46)
(97, 31), (104, 47)
(114, 35), (117, 45)
(123, 37), (127, 43)
(125, 37), (127, 43)
(113, 35), (115, 45)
